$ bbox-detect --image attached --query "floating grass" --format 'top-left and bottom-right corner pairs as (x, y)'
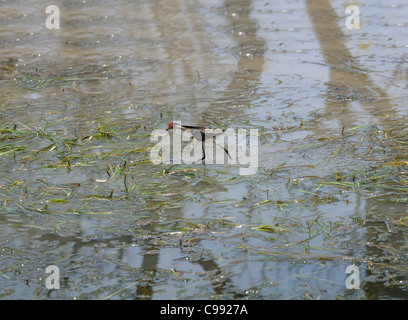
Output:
(18, 64), (124, 89)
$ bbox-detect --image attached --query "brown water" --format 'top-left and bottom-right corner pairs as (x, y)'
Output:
(1, 0), (408, 299)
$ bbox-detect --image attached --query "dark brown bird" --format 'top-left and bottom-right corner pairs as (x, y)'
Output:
(166, 122), (229, 161)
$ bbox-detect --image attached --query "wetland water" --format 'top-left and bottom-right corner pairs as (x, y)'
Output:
(1, 0), (408, 299)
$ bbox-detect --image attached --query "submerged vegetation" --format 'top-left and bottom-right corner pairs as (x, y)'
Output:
(18, 64), (122, 89)
(2, 115), (407, 214)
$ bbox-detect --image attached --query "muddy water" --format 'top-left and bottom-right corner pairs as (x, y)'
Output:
(1, 0), (408, 299)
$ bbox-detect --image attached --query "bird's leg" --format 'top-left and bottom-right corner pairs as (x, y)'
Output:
(201, 142), (206, 163)
(214, 140), (231, 160)
(222, 146), (231, 159)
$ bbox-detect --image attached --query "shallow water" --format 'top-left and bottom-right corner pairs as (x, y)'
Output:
(1, 0), (408, 299)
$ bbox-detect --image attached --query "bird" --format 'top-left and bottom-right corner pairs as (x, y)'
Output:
(166, 122), (230, 161)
